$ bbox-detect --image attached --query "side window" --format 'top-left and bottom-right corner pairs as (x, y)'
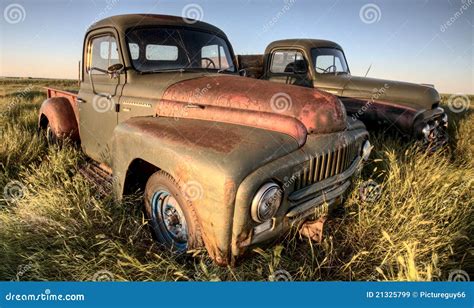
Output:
(201, 44), (230, 69)
(129, 43), (139, 60)
(88, 35), (120, 74)
(270, 50), (306, 74)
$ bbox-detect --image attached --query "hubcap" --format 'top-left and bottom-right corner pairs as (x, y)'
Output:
(151, 190), (188, 248)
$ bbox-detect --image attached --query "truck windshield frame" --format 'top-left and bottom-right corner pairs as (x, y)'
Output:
(125, 26), (236, 73)
(311, 47), (350, 75)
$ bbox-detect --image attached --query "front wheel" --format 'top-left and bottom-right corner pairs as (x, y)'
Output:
(144, 171), (201, 252)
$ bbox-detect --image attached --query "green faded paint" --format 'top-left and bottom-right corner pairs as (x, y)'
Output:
(260, 39), (447, 135)
(39, 15), (370, 265)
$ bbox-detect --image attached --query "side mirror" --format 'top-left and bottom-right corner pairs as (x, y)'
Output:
(107, 63), (124, 79)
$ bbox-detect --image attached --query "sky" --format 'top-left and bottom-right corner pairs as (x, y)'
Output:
(0, 0), (472, 94)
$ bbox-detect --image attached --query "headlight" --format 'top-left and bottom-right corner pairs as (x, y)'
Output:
(361, 140), (373, 161)
(422, 124), (431, 138)
(251, 183), (282, 223)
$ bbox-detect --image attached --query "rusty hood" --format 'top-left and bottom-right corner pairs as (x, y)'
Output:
(156, 75), (347, 146)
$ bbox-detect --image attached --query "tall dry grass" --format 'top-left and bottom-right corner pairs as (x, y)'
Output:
(0, 78), (472, 281)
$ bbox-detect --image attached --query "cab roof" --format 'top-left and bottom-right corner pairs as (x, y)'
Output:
(88, 14), (228, 38)
(265, 39), (343, 53)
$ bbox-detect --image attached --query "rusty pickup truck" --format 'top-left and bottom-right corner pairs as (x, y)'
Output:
(239, 39), (448, 150)
(38, 15), (370, 266)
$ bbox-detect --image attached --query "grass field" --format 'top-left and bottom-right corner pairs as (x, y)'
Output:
(0, 78), (472, 281)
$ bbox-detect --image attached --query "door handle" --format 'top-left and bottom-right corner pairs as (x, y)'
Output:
(77, 97), (86, 103)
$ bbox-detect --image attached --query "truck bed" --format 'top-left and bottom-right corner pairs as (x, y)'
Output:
(45, 87), (78, 101)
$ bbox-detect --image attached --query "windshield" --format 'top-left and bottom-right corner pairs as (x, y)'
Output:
(126, 27), (235, 73)
(311, 48), (349, 74)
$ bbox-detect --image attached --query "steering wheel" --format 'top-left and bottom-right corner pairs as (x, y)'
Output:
(201, 57), (216, 69)
(316, 65), (336, 73)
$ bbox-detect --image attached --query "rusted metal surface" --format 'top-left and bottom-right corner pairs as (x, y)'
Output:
(299, 216), (327, 243)
(38, 95), (80, 142)
(159, 75), (347, 139)
(112, 116), (301, 265)
(38, 15), (370, 266)
(247, 38), (447, 140)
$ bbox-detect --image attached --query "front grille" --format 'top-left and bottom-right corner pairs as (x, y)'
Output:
(294, 140), (360, 190)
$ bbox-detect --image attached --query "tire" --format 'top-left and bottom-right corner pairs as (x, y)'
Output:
(45, 123), (59, 144)
(144, 171), (202, 252)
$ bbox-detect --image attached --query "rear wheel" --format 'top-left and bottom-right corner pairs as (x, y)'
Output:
(144, 171), (201, 252)
(45, 123), (58, 144)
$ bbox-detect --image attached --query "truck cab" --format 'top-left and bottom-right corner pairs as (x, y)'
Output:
(38, 15), (370, 266)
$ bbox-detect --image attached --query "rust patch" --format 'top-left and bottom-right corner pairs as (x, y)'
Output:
(158, 75), (347, 143)
(129, 118), (242, 153)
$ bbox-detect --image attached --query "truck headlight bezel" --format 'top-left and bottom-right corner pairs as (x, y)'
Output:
(251, 182), (283, 223)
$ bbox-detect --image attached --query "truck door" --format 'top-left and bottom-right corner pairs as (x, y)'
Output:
(267, 49), (312, 87)
(78, 30), (125, 165)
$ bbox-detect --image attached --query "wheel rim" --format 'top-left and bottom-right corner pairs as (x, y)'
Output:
(150, 190), (188, 250)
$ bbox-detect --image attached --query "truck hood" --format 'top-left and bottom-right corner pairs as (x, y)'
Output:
(339, 75), (440, 111)
(157, 75), (347, 146)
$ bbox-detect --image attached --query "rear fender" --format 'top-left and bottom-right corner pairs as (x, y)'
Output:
(38, 97), (79, 141)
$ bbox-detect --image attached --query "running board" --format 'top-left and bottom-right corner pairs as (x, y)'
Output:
(79, 160), (113, 197)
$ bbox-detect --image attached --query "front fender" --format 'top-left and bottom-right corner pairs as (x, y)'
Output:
(38, 97), (79, 141)
(112, 116), (299, 265)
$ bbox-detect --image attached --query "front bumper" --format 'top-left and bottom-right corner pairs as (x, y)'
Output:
(231, 126), (368, 258)
(413, 107), (448, 151)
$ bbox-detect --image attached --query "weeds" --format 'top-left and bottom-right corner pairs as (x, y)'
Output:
(0, 78), (472, 281)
